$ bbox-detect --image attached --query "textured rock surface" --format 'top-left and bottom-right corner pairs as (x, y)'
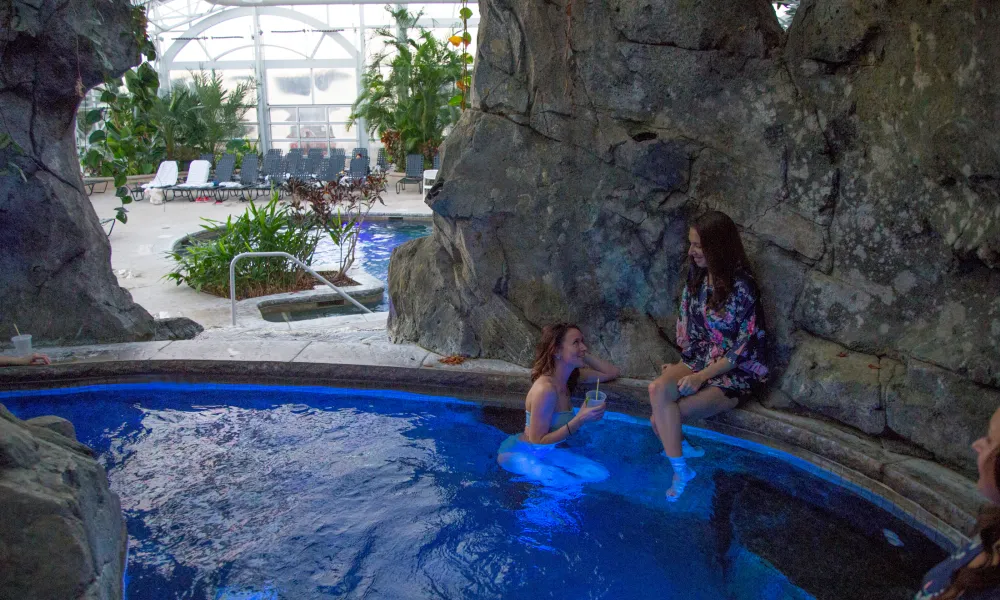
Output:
(154, 317), (205, 341)
(389, 0), (1000, 473)
(25, 415), (77, 440)
(779, 334), (891, 435)
(0, 0), (156, 345)
(0, 405), (127, 600)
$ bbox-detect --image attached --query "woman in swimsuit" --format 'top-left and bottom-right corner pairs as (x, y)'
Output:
(497, 323), (620, 484)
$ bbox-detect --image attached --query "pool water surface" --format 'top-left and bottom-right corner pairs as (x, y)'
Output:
(313, 220), (430, 312)
(2, 384), (947, 600)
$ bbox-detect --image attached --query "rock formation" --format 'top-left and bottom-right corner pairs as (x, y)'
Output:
(0, 0), (156, 345)
(0, 405), (127, 599)
(389, 0), (1000, 474)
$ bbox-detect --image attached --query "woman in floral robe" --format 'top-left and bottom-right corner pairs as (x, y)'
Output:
(648, 211), (769, 501)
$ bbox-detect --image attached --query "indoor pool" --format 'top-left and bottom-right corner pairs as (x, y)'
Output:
(2, 384), (947, 600)
(314, 220), (430, 312)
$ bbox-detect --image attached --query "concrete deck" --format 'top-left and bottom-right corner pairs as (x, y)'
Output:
(89, 172), (432, 328)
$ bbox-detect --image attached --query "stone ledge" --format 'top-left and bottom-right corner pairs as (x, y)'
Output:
(0, 359), (980, 549)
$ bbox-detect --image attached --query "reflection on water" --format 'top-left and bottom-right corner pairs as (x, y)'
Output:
(313, 221), (431, 311)
(2, 384), (946, 600)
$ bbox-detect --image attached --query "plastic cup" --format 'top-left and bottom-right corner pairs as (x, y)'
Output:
(585, 390), (607, 408)
(11, 334), (32, 356)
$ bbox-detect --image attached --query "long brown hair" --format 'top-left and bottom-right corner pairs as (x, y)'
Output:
(530, 323), (581, 392)
(939, 447), (1000, 599)
(687, 211), (754, 310)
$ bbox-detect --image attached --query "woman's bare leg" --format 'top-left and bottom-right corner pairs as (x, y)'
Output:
(647, 363), (692, 458)
(678, 387), (739, 422)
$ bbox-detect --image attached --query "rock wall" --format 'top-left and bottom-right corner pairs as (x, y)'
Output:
(388, 0), (1000, 475)
(0, 405), (127, 599)
(0, 0), (156, 345)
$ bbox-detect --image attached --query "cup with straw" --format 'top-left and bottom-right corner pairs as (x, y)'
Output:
(585, 378), (607, 408)
(11, 324), (32, 357)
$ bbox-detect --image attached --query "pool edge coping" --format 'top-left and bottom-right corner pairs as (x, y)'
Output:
(0, 359), (976, 551)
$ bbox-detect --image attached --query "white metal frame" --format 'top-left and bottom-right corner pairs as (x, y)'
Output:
(149, 1), (480, 153)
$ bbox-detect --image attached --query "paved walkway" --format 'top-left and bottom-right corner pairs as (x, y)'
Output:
(89, 173), (432, 329)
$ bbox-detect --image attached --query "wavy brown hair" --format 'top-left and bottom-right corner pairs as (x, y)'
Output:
(938, 447), (1000, 599)
(530, 323), (581, 392)
(687, 211), (753, 311)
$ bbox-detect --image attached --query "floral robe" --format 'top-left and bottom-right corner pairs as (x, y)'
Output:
(675, 270), (769, 394)
(915, 538), (1000, 599)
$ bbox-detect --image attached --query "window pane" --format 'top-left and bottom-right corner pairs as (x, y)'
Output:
(269, 107), (296, 122)
(267, 68), (311, 104)
(313, 68), (356, 104)
(328, 106), (352, 122)
(329, 122), (352, 139)
(299, 140), (329, 153)
(271, 124), (298, 139)
(298, 106), (326, 122)
(300, 124), (329, 139)
(243, 125), (259, 139)
(218, 69), (255, 94)
(243, 107), (258, 123)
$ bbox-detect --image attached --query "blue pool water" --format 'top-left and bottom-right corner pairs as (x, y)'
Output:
(313, 220), (431, 311)
(2, 384), (946, 600)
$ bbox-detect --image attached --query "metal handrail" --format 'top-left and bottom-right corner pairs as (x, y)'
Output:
(229, 251), (372, 326)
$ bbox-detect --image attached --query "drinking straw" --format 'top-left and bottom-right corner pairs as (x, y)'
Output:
(595, 378), (599, 403)
(13, 323), (21, 336)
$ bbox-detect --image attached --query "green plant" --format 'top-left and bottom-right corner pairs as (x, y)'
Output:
(80, 64), (165, 178)
(166, 189), (320, 298)
(74, 2), (159, 224)
(349, 7), (463, 168)
(286, 172), (388, 280)
(147, 87), (200, 161)
(183, 70), (255, 156)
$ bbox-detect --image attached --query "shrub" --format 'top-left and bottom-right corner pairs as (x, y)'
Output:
(166, 190), (320, 299)
(285, 171), (388, 280)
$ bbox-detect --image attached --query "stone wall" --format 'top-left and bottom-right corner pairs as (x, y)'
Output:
(0, 405), (127, 599)
(388, 0), (1000, 475)
(0, 0), (156, 345)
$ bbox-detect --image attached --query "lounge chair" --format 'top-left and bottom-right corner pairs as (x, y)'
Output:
(179, 154), (236, 202)
(422, 153), (441, 193)
(83, 178), (109, 196)
(315, 157), (340, 184)
(168, 159), (211, 200)
(395, 154), (424, 193)
(214, 154), (243, 199)
(341, 157), (368, 185)
(284, 151), (303, 181)
(262, 150), (285, 185)
(127, 161), (178, 201)
(304, 148), (325, 178)
(375, 148), (389, 172)
(235, 154), (270, 201)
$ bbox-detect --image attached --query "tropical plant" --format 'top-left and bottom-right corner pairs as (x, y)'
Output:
(183, 71), (255, 156)
(286, 172), (388, 280)
(166, 189), (320, 299)
(75, 2), (159, 224)
(348, 7), (463, 168)
(80, 69), (256, 169)
(146, 87), (200, 161)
